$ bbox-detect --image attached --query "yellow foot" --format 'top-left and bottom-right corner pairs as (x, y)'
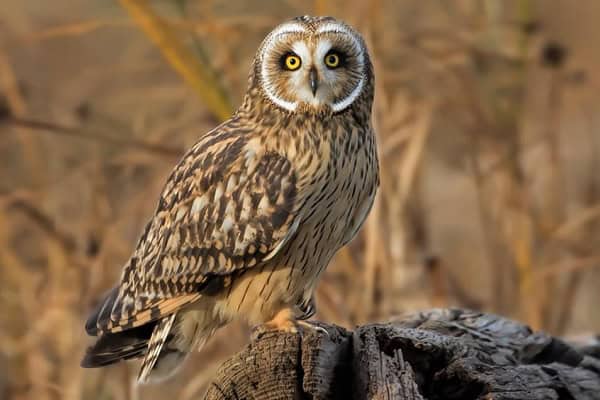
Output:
(251, 308), (297, 340)
(251, 308), (329, 341)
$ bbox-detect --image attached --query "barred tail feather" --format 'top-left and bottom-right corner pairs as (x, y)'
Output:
(83, 307), (219, 384)
(134, 309), (219, 384)
(81, 322), (155, 368)
(137, 313), (177, 384)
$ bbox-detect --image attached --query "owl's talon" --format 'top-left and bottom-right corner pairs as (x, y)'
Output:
(297, 320), (329, 337)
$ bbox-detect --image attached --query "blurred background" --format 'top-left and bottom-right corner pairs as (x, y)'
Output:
(1, 0), (600, 399)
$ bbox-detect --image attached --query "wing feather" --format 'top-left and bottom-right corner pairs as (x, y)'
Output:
(90, 120), (306, 334)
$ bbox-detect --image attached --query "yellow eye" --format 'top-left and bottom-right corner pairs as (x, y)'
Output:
(324, 53), (340, 68)
(284, 54), (301, 70)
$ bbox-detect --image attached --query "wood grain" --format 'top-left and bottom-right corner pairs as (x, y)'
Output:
(204, 309), (600, 399)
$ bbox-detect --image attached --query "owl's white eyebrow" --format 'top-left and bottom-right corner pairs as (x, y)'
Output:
(270, 23), (306, 38)
(316, 23), (352, 36)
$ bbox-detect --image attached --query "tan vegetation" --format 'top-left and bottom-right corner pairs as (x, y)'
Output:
(0, 1), (599, 399)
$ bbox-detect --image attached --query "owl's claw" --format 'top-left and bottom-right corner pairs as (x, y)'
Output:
(296, 320), (329, 337)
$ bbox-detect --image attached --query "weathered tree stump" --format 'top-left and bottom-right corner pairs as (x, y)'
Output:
(204, 309), (600, 400)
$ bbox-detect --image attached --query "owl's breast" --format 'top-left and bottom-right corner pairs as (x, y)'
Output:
(288, 125), (378, 261)
(332, 127), (379, 246)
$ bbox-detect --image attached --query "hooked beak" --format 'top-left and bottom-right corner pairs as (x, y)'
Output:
(309, 67), (319, 96)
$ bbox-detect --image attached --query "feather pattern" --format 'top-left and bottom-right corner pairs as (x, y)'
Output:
(137, 313), (177, 383)
(87, 126), (304, 334)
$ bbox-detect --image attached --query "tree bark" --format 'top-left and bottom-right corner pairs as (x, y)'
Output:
(203, 309), (600, 400)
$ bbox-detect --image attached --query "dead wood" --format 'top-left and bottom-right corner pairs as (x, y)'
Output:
(203, 309), (600, 400)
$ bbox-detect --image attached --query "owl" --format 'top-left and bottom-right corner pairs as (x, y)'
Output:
(81, 15), (378, 383)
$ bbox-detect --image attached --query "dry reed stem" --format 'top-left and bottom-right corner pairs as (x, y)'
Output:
(533, 255), (600, 281)
(510, 206), (541, 329)
(0, 105), (49, 380)
(453, 60), (512, 314)
(381, 102), (432, 315)
(396, 101), (433, 210)
(459, 1), (540, 326)
(19, 16), (272, 56)
(23, 20), (131, 42)
(553, 108), (600, 333)
(550, 204), (600, 243)
(119, 0), (233, 122)
(6, 116), (184, 158)
(538, 72), (568, 329)
(357, 27), (383, 322)
(0, 49), (45, 187)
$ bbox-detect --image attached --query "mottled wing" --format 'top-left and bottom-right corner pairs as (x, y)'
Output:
(91, 119), (303, 334)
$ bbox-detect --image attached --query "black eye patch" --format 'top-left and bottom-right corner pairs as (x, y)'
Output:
(279, 52), (302, 71)
(326, 49), (349, 67)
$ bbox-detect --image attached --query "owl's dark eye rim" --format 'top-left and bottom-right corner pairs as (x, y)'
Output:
(324, 50), (347, 69)
(280, 52), (302, 71)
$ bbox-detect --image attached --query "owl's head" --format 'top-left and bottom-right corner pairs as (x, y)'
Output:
(251, 16), (373, 114)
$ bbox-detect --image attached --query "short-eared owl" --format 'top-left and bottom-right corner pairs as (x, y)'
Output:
(82, 15), (379, 383)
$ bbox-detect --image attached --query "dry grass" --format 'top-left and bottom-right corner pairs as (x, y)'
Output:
(1, 0), (600, 399)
